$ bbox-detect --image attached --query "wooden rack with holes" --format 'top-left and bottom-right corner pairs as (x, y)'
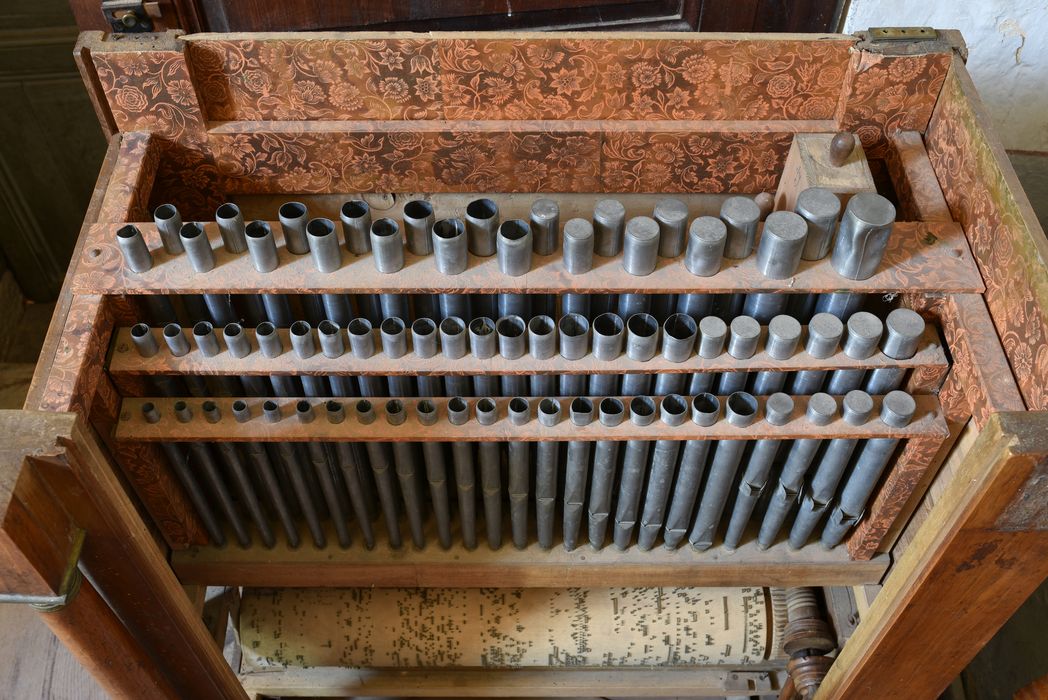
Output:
(1, 27), (1046, 700)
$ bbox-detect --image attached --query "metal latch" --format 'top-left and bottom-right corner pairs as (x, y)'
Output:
(101, 0), (155, 33)
(867, 27), (939, 41)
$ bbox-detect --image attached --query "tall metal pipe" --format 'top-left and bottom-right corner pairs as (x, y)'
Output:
(662, 393), (720, 548)
(721, 196), (761, 259)
(278, 201), (310, 255)
(612, 397), (656, 549)
(530, 198), (560, 256)
(593, 198), (626, 257)
(153, 204), (184, 254)
(636, 394), (687, 550)
(403, 199), (435, 256)
(465, 198), (499, 257)
(588, 398), (624, 549)
(387, 400), (426, 549)
(326, 401), (375, 549)
(448, 397), (478, 549)
(358, 400), (402, 548)
(340, 200), (372, 254)
(116, 225), (153, 273)
(497, 219), (532, 276)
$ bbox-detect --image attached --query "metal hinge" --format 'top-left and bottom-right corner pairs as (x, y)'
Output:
(867, 27), (939, 42)
(101, 0), (156, 33)
(859, 26), (960, 57)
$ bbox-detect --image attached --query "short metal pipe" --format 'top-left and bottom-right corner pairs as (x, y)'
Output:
(370, 218), (404, 273)
(244, 220), (278, 272)
(317, 320), (344, 358)
(593, 198), (626, 257)
(178, 223), (215, 273)
(684, 216), (727, 276)
(496, 315), (526, 359)
(625, 313), (659, 361)
(865, 308), (925, 394)
(654, 197), (688, 258)
(558, 313), (590, 360)
(563, 218), (594, 273)
(403, 199), (434, 255)
(340, 200), (372, 254)
(698, 316), (728, 358)
(796, 187), (840, 261)
(116, 225), (153, 273)
(497, 219), (532, 276)
(346, 318), (375, 359)
(411, 317), (438, 358)
(756, 211), (807, 279)
(153, 204), (183, 254)
(307, 217), (341, 272)
(439, 316), (467, 359)
(432, 217), (468, 274)
(721, 196), (761, 259)
(130, 323), (159, 357)
(289, 320), (315, 359)
(380, 317), (408, 358)
(831, 192), (896, 280)
(278, 202), (310, 255)
(622, 216), (660, 276)
(592, 312), (625, 361)
(215, 203), (247, 253)
(728, 315), (761, 359)
(163, 323), (190, 356)
(465, 198), (499, 257)
(661, 313), (697, 362)
(530, 198), (559, 256)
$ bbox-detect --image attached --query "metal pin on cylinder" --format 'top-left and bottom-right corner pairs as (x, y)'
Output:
(306, 218), (341, 273)
(626, 313), (659, 361)
(245, 221), (278, 272)
(402, 200), (435, 255)
(496, 315), (526, 360)
(468, 317), (496, 359)
(721, 196), (761, 259)
(527, 315), (556, 360)
(622, 216), (660, 276)
(223, 323), (251, 358)
(318, 320), (344, 358)
(654, 198), (688, 258)
(279, 202), (310, 255)
(370, 218), (404, 273)
(831, 192), (897, 280)
(130, 323), (159, 357)
(439, 316), (467, 359)
(756, 211), (807, 279)
(256, 322), (282, 357)
(411, 318), (438, 358)
(380, 317), (408, 359)
(347, 318), (375, 359)
(593, 199), (626, 257)
(215, 203), (247, 253)
(795, 187), (841, 260)
(497, 219), (532, 276)
(684, 216), (727, 277)
(179, 223), (214, 273)
(465, 198), (499, 256)
(530, 198), (559, 256)
(290, 320), (315, 359)
(662, 313), (697, 362)
(592, 312), (625, 361)
(116, 225), (152, 273)
(563, 218), (594, 274)
(559, 313), (590, 360)
(340, 200), (372, 254)
(432, 218), (468, 275)
(153, 204), (183, 254)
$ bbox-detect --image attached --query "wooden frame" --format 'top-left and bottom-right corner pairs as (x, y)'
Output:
(0, 26), (1042, 700)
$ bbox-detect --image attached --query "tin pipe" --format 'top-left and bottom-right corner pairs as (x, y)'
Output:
(278, 202), (310, 255)
(411, 317), (438, 358)
(420, 435), (453, 549)
(346, 318), (375, 359)
(179, 223), (215, 273)
(688, 391), (759, 550)
(756, 393), (837, 549)
(467, 317), (496, 359)
(563, 218), (594, 274)
(370, 218), (404, 273)
(240, 220), (279, 273)
(754, 315), (802, 395)
(403, 200), (434, 255)
(588, 437), (621, 549)
(756, 211), (807, 279)
(625, 313), (659, 361)
(559, 374), (587, 396)
(636, 395), (687, 550)
(722, 393), (794, 549)
(340, 200), (372, 254)
(530, 198), (559, 256)
(831, 192), (896, 280)
(496, 315), (526, 360)
(622, 216), (660, 276)
(589, 373), (620, 396)
(721, 196), (761, 259)
(684, 216), (727, 276)
(788, 390), (874, 549)
(203, 294), (237, 327)
(236, 422), (300, 548)
(360, 410), (402, 549)
(306, 218), (341, 273)
(820, 392), (916, 550)
(116, 225), (153, 273)
(316, 320), (344, 358)
(130, 323), (159, 357)
(697, 316), (728, 358)
(621, 373), (652, 395)
(377, 293), (408, 323)
(728, 315), (760, 359)
(796, 187), (840, 261)
(439, 316), (467, 359)
(380, 317), (408, 358)
(298, 406), (353, 548)
(865, 308), (926, 394)
(478, 427), (502, 549)
(193, 321), (220, 357)
(254, 322), (281, 359)
(652, 293), (677, 321)
(445, 375), (471, 397)
(448, 397), (477, 549)
(561, 293), (590, 319)
(613, 399), (656, 549)
(653, 198), (688, 258)
(677, 293), (713, 323)
(163, 323), (190, 356)
(563, 430), (592, 551)
(497, 219), (532, 276)
(593, 198), (626, 257)
(289, 320), (315, 359)
(153, 204), (183, 254)
(387, 412), (426, 549)
(743, 294), (788, 324)
(551, 314), (586, 362)
(215, 203), (247, 253)
(826, 311), (884, 395)
(815, 292), (863, 321)
(320, 294), (352, 327)
(662, 313), (697, 362)
(432, 217), (468, 275)
(508, 438), (531, 549)
(592, 312), (625, 361)
(262, 294), (292, 326)
(274, 440), (327, 548)
(790, 312), (844, 394)
(186, 436), (253, 548)
(662, 394), (720, 548)
(617, 294), (650, 322)
(325, 401), (375, 548)
(465, 198), (499, 257)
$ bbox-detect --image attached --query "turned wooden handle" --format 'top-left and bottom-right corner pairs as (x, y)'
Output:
(828, 132), (856, 167)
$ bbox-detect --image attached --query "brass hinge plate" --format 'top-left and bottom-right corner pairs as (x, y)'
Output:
(101, 0), (155, 33)
(868, 27), (939, 41)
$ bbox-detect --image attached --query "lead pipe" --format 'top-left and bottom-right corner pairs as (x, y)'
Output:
(403, 200), (434, 255)
(465, 198), (499, 257)
(826, 312), (883, 395)
(476, 401), (502, 549)
(184, 434), (252, 548)
(743, 294), (788, 324)
(215, 203), (247, 253)
(796, 187), (840, 261)
(688, 392), (759, 550)
(297, 403), (353, 548)
(153, 204), (184, 254)
(626, 313), (659, 361)
(530, 198), (559, 256)
(612, 397), (656, 549)
(432, 217), (468, 275)
(419, 416), (453, 549)
(278, 202), (310, 255)
(790, 312), (845, 394)
(753, 315), (803, 396)
(116, 225), (152, 273)
(588, 398), (624, 549)
(563, 217), (594, 274)
(864, 308), (926, 394)
(448, 397), (477, 549)
(340, 200), (372, 254)
(831, 192), (896, 280)
(677, 292), (713, 323)
(622, 216), (660, 275)
(326, 401), (375, 549)
(636, 395), (687, 550)
(497, 219), (532, 276)
(721, 196), (761, 259)
(593, 198), (626, 257)
(756, 211), (807, 279)
(562, 422), (592, 551)
(387, 401), (426, 549)
(496, 315), (526, 360)
(370, 218), (404, 273)
(662, 393), (720, 548)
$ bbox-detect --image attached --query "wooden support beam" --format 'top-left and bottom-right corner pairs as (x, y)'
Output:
(817, 411), (1048, 699)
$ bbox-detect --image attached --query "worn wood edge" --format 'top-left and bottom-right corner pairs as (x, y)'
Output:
(237, 666), (779, 698)
(885, 132), (952, 222)
(107, 325), (948, 378)
(116, 394), (949, 443)
(73, 33), (117, 139)
(183, 30), (858, 42)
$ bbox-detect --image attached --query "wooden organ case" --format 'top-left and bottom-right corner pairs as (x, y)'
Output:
(1, 27), (1046, 700)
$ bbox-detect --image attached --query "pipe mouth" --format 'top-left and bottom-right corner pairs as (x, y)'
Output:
(627, 313), (658, 338)
(404, 200), (433, 220)
(727, 391), (759, 417)
(341, 200), (369, 219)
(599, 397), (624, 416)
(496, 315), (525, 338)
(467, 198), (497, 220)
(662, 394), (687, 416)
(593, 312), (624, 337)
(371, 218), (399, 238)
(692, 393), (720, 414)
(290, 321), (311, 337)
(356, 399), (372, 413)
(216, 203), (240, 220)
(448, 397), (468, 413)
(117, 224), (141, 239)
(539, 398), (561, 416)
(440, 317), (465, 336)
(306, 217), (335, 237)
(296, 400), (312, 414)
(418, 399), (436, 414)
(469, 317), (494, 336)
(498, 219), (529, 241)
(318, 320), (340, 336)
(348, 318), (372, 336)
(246, 220), (271, 238)
(509, 397), (530, 413)
(527, 315), (555, 336)
(559, 313), (589, 337)
(279, 202), (306, 219)
(411, 318), (436, 335)
(202, 399), (218, 412)
(477, 397), (496, 413)
(433, 217), (465, 239)
(192, 321), (213, 337)
(630, 396), (655, 418)
(664, 313), (698, 339)
(179, 222), (204, 239)
(223, 323), (243, 338)
(232, 400), (247, 412)
(163, 323), (182, 338)
(381, 317), (406, 335)
(570, 397), (594, 424)
(131, 323), (150, 338)
(384, 399), (403, 415)
(256, 321), (275, 337)
(153, 204), (177, 221)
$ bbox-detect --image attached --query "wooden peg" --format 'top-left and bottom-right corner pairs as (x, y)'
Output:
(754, 192), (775, 220)
(829, 132), (857, 167)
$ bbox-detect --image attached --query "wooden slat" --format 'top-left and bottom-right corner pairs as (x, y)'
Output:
(116, 394), (948, 443)
(885, 131), (952, 223)
(173, 519), (888, 588)
(108, 324), (948, 378)
(72, 220), (982, 294)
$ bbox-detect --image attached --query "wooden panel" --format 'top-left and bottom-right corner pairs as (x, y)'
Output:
(117, 394), (948, 443)
(173, 519), (889, 587)
(926, 55), (1048, 410)
(71, 220), (983, 295)
(884, 131), (952, 222)
(108, 324), (948, 377)
(96, 132), (161, 223)
(817, 411), (1048, 699)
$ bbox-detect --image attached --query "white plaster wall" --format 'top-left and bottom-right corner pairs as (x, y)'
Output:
(843, 0), (1048, 151)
